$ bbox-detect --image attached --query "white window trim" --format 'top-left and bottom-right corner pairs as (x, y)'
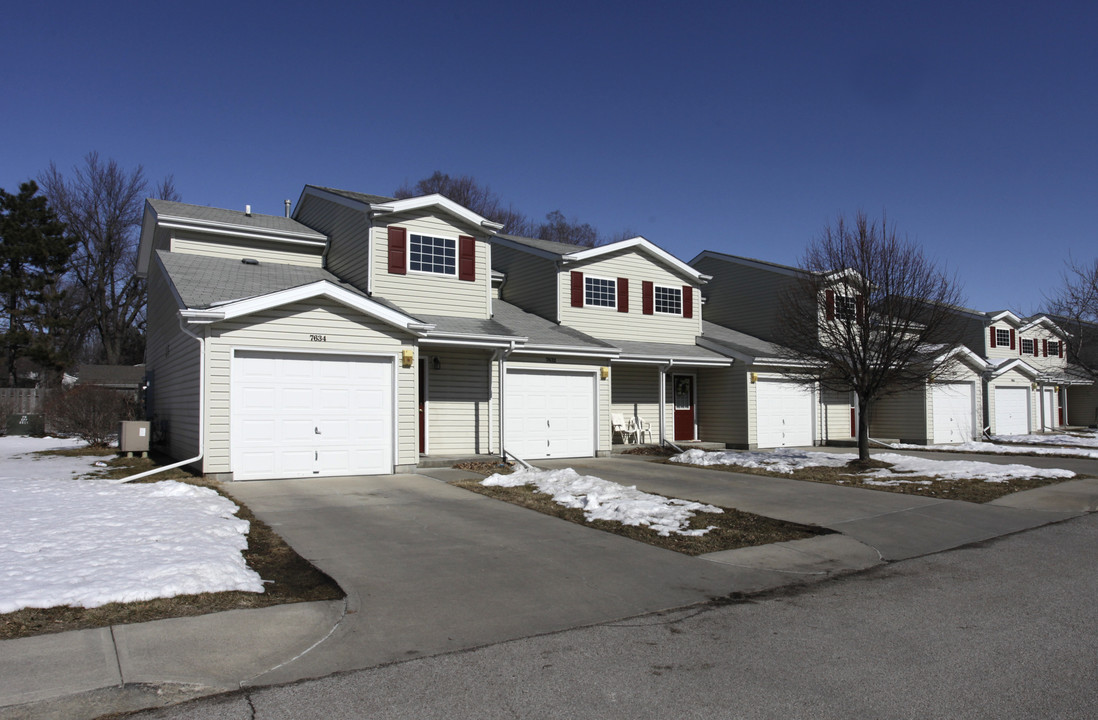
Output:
(995, 328), (1012, 348)
(653, 284), (683, 316)
(583, 274), (618, 310)
(408, 233), (458, 277)
(1021, 338), (1035, 355)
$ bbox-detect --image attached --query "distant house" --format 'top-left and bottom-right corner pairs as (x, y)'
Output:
(75, 365), (146, 396)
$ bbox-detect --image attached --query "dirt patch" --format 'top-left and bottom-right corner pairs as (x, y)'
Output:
(450, 470), (829, 555)
(662, 458), (1070, 503)
(454, 459), (515, 476)
(0, 452), (344, 641)
(620, 445), (679, 457)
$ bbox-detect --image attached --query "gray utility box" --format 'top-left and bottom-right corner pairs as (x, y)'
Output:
(6, 413), (44, 436)
(119, 420), (151, 453)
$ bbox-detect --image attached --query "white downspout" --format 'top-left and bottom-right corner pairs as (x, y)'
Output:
(121, 315), (205, 482)
(659, 360), (674, 445)
(499, 340), (516, 461)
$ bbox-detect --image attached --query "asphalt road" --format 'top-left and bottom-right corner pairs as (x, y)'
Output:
(124, 512), (1098, 720)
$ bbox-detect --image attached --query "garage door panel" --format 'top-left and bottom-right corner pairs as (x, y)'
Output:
(232, 352), (393, 480)
(506, 371), (595, 459)
(995, 387), (1029, 435)
(756, 380), (813, 448)
(932, 383), (973, 444)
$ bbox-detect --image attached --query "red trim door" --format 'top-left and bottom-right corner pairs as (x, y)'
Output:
(673, 375), (695, 442)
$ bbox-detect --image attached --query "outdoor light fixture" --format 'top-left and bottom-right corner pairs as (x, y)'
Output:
(401, 349), (414, 368)
(432, 356), (441, 371)
(750, 372), (757, 384)
(600, 366), (610, 380)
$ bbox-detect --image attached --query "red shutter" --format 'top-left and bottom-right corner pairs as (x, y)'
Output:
(855, 294), (864, 321)
(1009, 328), (1016, 349)
(849, 407), (856, 437)
(570, 271), (584, 307)
(617, 277), (629, 313)
(1043, 339), (1048, 357)
(682, 286), (693, 318)
(826, 290), (835, 320)
(989, 326), (996, 348)
(459, 236), (475, 281)
(1059, 341), (1064, 358)
(387, 227), (406, 274)
(1019, 335), (1023, 355)
(642, 281), (654, 315)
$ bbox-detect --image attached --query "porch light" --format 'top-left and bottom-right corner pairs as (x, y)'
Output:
(600, 366), (610, 380)
(432, 356), (441, 371)
(401, 349), (414, 368)
(749, 372), (757, 384)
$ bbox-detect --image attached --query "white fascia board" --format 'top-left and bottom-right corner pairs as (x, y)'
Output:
(421, 331), (530, 345)
(615, 353), (732, 367)
(417, 338), (515, 349)
(1018, 316), (1068, 337)
(988, 358), (1040, 379)
(563, 236), (707, 283)
(210, 281), (433, 335)
(155, 218), (327, 246)
(371, 194), (503, 232)
(935, 344), (989, 371)
(987, 310), (1023, 325)
(510, 347), (619, 359)
(179, 309), (226, 325)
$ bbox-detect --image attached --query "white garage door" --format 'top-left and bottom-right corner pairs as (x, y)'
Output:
(755, 379), (814, 448)
(1041, 388), (1055, 430)
(994, 386), (1030, 436)
(932, 383), (974, 444)
(232, 351), (393, 480)
(505, 370), (596, 459)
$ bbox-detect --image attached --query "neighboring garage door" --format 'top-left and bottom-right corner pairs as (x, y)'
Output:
(232, 351), (393, 480)
(755, 379), (814, 448)
(994, 386), (1030, 436)
(505, 370), (596, 459)
(1041, 388), (1055, 430)
(932, 383), (974, 444)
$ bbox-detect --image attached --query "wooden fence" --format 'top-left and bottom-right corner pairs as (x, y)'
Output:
(0, 387), (53, 415)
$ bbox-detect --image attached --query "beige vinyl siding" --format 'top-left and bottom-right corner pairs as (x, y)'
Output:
(294, 193), (372, 291)
(1021, 327), (1068, 372)
(561, 249), (702, 344)
(692, 256), (802, 343)
(818, 388), (853, 444)
(507, 357), (611, 455)
(203, 298), (416, 476)
(145, 263), (201, 462)
(492, 244), (558, 321)
(611, 365), (663, 442)
(371, 210), (490, 318)
(870, 390), (928, 443)
(695, 366), (746, 447)
(170, 230), (323, 268)
(985, 321), (1024, 362)
(424, 348), (495, 455)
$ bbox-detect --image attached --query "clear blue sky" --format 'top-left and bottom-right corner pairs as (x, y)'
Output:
(3, 0), (1095, 315)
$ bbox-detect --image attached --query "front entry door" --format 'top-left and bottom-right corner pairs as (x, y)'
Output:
(673, 375), (695, 442)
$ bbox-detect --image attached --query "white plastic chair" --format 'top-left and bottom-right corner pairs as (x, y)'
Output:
(630, 416), (653, 444)
(611, 413), (636, 444)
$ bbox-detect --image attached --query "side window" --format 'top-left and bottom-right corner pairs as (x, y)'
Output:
(584, 276), (616, 308)
(409, 234), (456, 275)
(653, 285), (682, 315)
(1021, 338), (1034, 355)
(995, 328), (1012, 347)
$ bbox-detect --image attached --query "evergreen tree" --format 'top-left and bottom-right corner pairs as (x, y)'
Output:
(0, 181), (74, 387)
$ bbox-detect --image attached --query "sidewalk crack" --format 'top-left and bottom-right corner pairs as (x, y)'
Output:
(109, 624), (125, 688)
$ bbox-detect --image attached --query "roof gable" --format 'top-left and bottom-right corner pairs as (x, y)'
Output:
(496, 234), (708, 283)
(296, 185), (503, 234)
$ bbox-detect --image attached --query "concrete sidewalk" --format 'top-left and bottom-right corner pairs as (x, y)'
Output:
(2, 460), (1095, 719)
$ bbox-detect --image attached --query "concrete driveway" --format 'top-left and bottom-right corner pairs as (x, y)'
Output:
(538, 455), (1083, 561)
(222, 472), (794, 687)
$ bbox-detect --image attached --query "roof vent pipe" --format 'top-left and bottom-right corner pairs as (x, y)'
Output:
(285, 199), (292, 217)
(245, 204), (252, 216)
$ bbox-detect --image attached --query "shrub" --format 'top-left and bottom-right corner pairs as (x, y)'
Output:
(45, 386), (142, 448)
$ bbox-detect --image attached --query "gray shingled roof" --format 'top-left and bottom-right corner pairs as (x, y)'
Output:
(496, 233), (594, 256)
(420, 301), (617, 350)
(76, 364), (146, 387)
(700, 320), (789, 360)
(156, 250), (371, 309)
(306, 185), (397, 205)
(613, 339), (730, 362)
(148, 199), (324, 238)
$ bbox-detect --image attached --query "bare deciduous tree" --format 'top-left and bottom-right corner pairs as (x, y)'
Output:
(1045, 257), (1098, 380)
(39, 153), (179, 366)
(776, 212), (966, 461)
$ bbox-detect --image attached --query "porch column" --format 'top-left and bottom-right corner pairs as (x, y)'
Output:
(657, 365), (666, 444)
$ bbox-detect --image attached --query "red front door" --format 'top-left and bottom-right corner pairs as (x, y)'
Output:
(673, 375), (695, 442)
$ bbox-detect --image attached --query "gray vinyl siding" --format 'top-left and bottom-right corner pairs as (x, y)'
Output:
(371, 210), (491, 319)
(695, 366), (746, 446)
(507, 357), (611, 455)
(870, 390), (928, 443)
(170, 230), (323, 268)
(1067, 383), (1098, 426)
(203, 298), (416, 476)
(492, 244), (558, 321)
(692, 256), (802, 343)
(145, 263), (201, 462)
(561, 249), (702, 345)
(294, 193), (373, 292)
(424, 348), (495, 455)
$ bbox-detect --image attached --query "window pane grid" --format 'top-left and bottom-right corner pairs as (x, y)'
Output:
(996, 329), (1011, 347)
(835, 295), (857, 320)
(409, 234), (456, 275)
(585, 277), (616, 307)
(654, 286), (682, 315)
(1021, 338), (1034, 355)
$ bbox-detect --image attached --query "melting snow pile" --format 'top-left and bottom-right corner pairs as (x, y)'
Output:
(892, 441), (1098, 460)
(0, 437), (264, 614)
(482, 467), (722, 536)
(671, 448), (1075, 483)
(991, 431), (1098, 449)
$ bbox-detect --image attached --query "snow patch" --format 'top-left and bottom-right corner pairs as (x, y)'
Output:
(483, 467), (722, 536)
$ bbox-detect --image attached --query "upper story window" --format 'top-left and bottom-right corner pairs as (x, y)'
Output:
(409, 234), (456, 275)
(1021, 338), (1035, 355)
(1047, 340), (1061, 357)
(995, 328), (1012, 348)
(584, 276), (616, 308)
(654, 285), (682, 315)
(835, 295), (858, 321)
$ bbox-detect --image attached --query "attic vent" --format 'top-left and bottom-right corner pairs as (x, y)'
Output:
(242, 258), (259, 265)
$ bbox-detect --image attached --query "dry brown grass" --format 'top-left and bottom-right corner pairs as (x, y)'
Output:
(450, 476), (829, 555)
(0, 451), (344, 641)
